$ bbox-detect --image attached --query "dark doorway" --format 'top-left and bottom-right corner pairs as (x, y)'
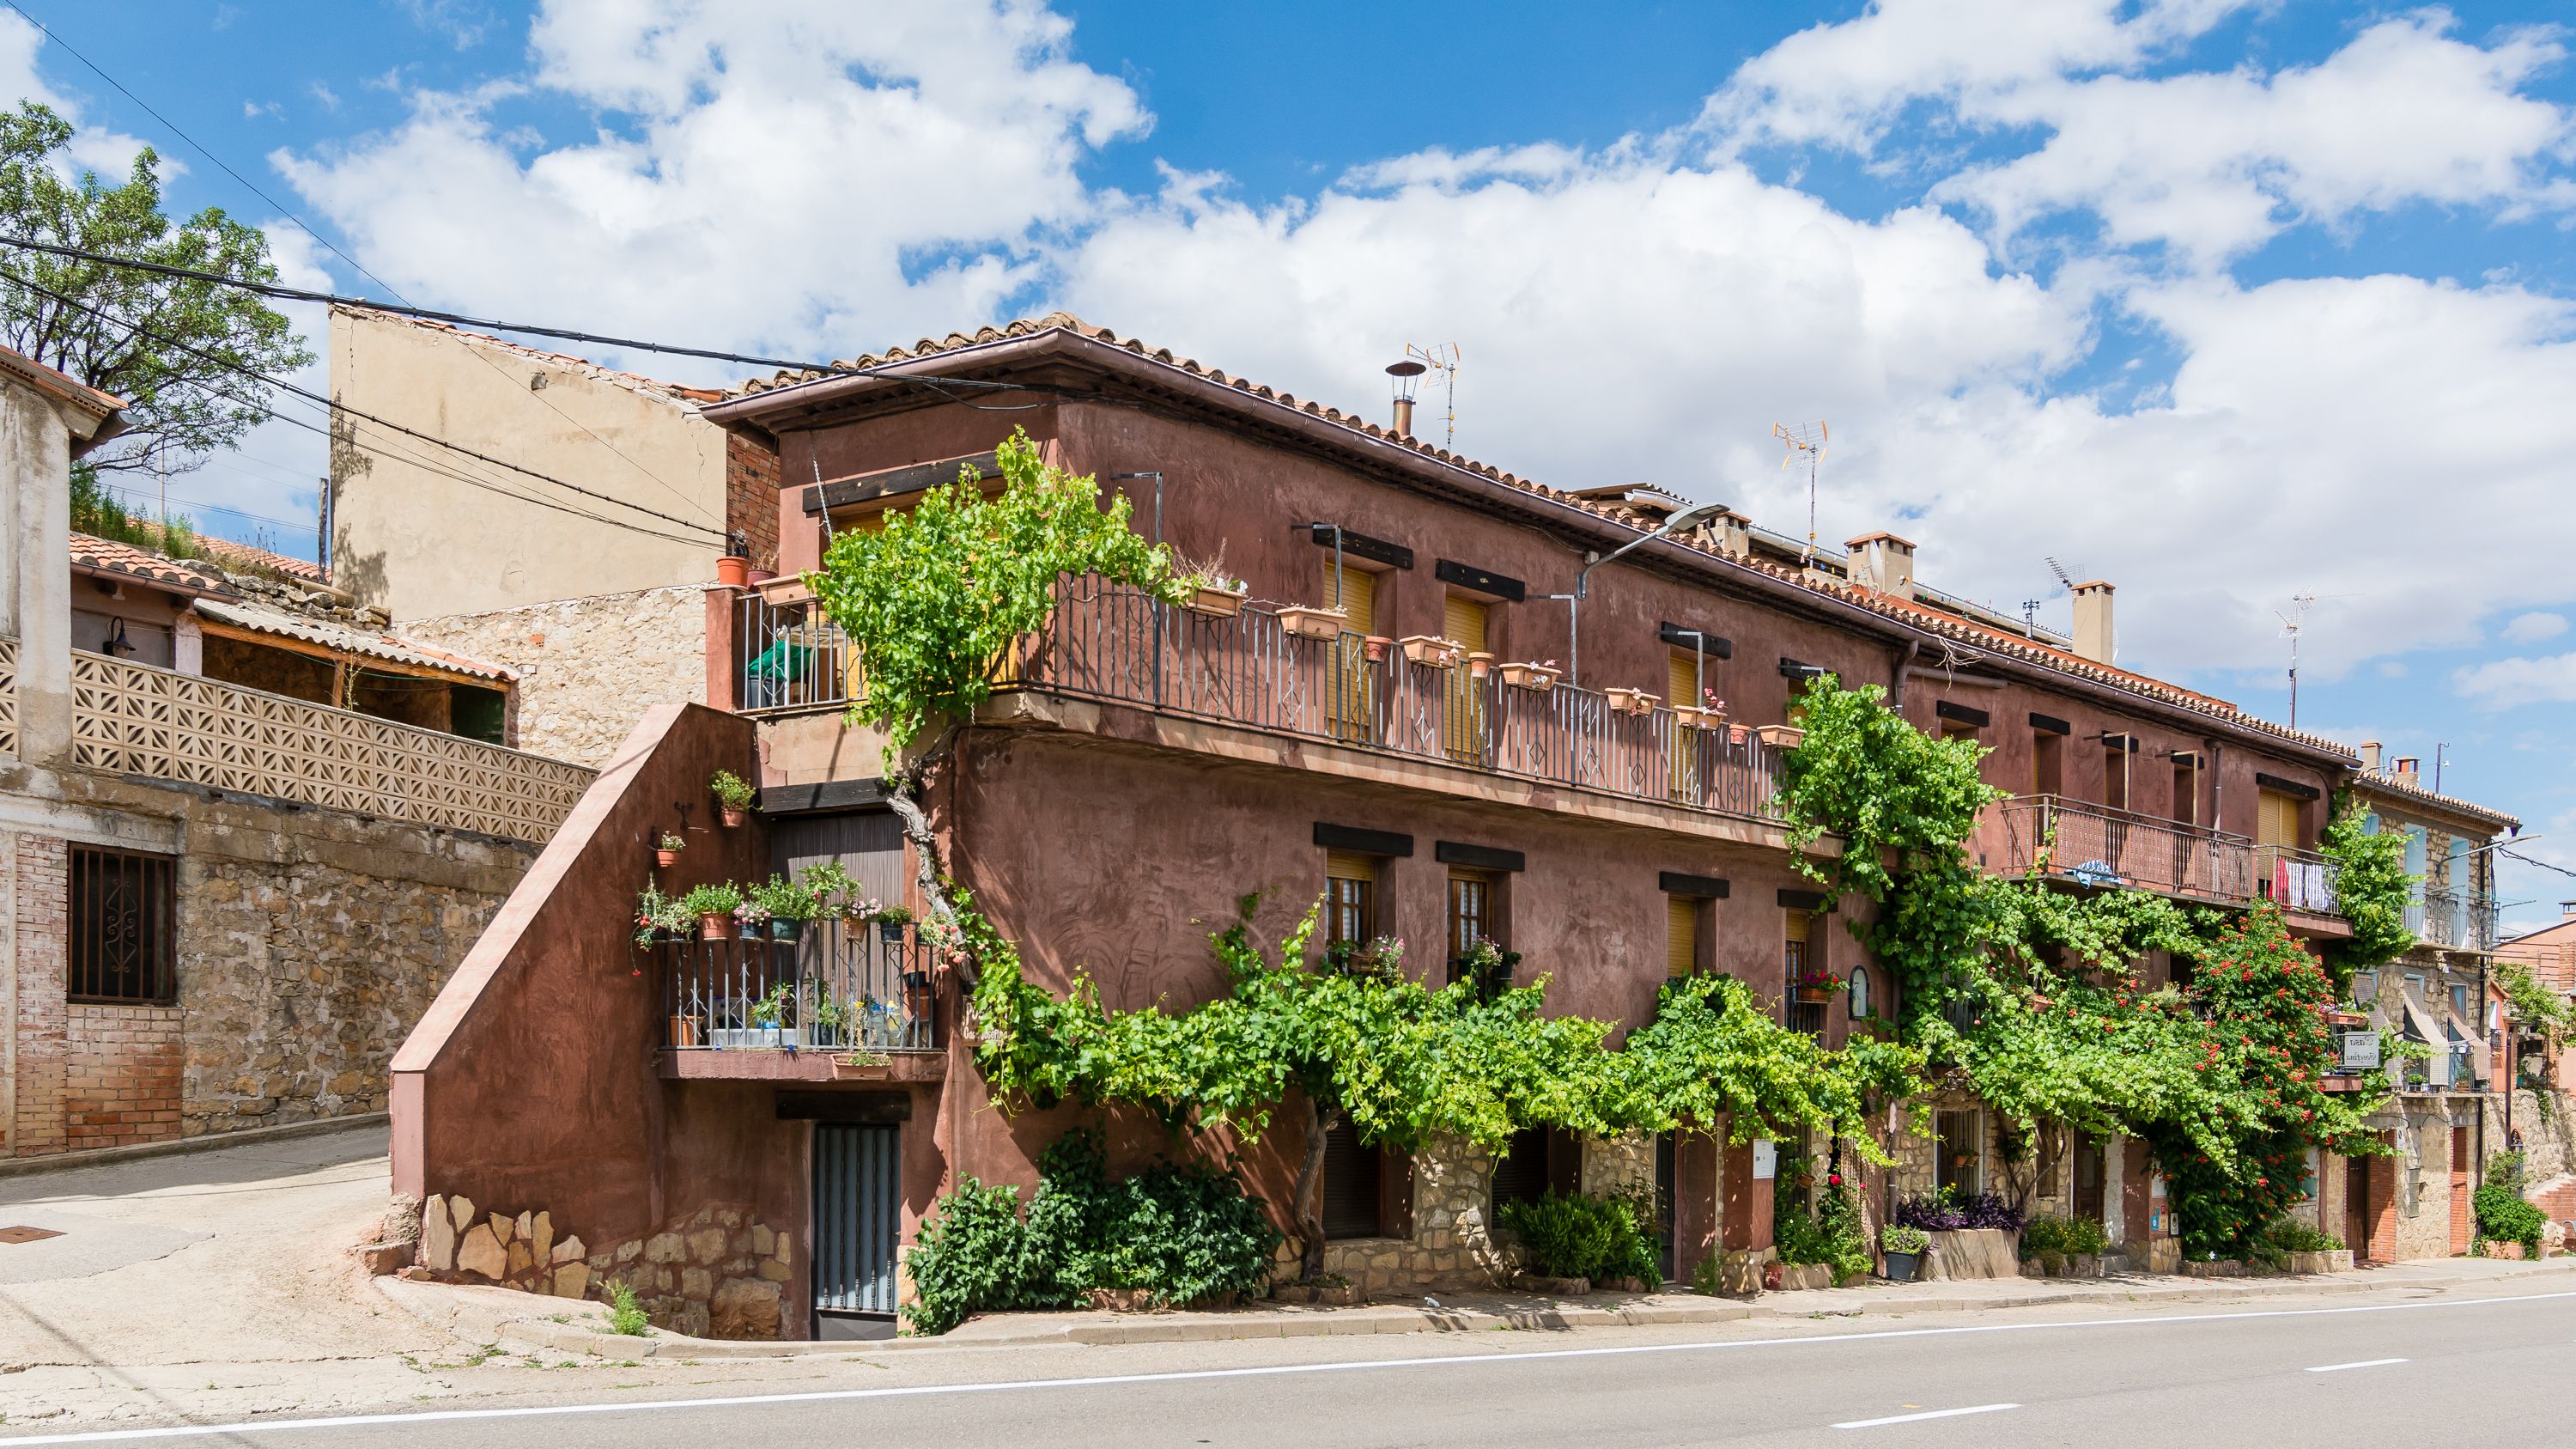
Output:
(812, 1123), (902, 1340)
(1322, 1117), (1383, 1239)
(2072, 1133), (2106, 1224)
(2345, 1154), (2372, 1263)
(1655, 1132), (1677, 1283)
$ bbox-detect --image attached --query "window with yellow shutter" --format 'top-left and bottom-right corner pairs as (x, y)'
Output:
(1442, 593), (1490, 763)
(1325, 562), (1379, 742)
(1666, 893), (1698, 977)
(1324, 850), (1378, 946)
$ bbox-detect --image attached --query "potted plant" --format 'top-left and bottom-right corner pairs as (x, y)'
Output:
(745, 981), (796, 1048)
(1170, 552), (1248, 618)
(754, 874), (817, 941)
(1793, 969), (1839, 1004)
(1881, 1224), (1929, 1282)
(1604, 687), (1661, 715)
(709, 770), (756, 827)
(833, 1048), (892, 1078)
(872, 902), (914, 944)
(1466, 650), (1495, 680)
(1276, 604), (1348, 641)
(1674, 691), (1728, 730)
(1497, 660), (1559, 691)
(634, 886), (677, 947)
(1398, 634), (1465, 667)
(733, 893), (773, 937)
(1362, 635), (1393, 663)
(654, 831), (685, 869)
(679, 882), (743, 941)
(1325, 934), (1406, 979)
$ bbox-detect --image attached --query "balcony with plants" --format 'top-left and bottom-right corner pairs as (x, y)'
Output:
(635, 863), (943, 1081)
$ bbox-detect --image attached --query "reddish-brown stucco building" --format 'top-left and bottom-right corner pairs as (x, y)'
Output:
(391, 315), (2363, 1338)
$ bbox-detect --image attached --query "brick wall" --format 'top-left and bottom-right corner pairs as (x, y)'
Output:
(2366, 1154), (2399, 1263)
(725, 432), (781, 573)
(9, 833), (68, 1156)
(62, 1002), (182, 1149)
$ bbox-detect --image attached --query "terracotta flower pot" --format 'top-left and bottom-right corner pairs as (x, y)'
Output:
(1796, 985), (1832, 1004)
(1278, 606), (1347, 641)
(697, 912), (732, 941)
(719, 804), (747, 828)
(654, 849), (678, 868)
(668, 1016), (702, 1048)
(716, 555), (750, 588)
(1497, 662), (1558, 691)
(1362, 635), (1392, 662)
(1185, 584), (1245, 618)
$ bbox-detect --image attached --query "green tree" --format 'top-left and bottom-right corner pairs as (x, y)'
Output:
(0, 101), (311, 478)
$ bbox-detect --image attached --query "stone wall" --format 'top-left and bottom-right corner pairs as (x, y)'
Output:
(413, 1190), (794, 1340)
(1302, 1134), (1516, 1296)
(394, 586), (708, 767)
(3, 765), (538, 1157)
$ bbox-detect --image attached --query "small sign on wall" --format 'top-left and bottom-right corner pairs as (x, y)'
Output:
(1752, 1140), (1777, 1180)
(2342, 1030), (2382, 1070)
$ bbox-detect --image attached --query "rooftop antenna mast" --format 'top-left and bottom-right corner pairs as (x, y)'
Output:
(2275, 591), (2317, 728)
(1403, 343), (1461, 449)
(1773, 421), (1827, 564)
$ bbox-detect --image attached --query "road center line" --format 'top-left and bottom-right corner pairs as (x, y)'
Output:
(1833, 1403), (2019, 1429)
(3, 1289), (2568, 1446)
(2305, 1357), (2407, 1373)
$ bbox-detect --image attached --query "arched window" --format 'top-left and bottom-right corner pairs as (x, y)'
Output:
(1848, 965), (1872, 1020)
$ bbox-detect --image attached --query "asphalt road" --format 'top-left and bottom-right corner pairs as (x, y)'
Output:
(10, 1285), (2573, 1448)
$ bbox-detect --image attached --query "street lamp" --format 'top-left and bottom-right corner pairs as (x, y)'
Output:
(1541, 502), (1729, 687)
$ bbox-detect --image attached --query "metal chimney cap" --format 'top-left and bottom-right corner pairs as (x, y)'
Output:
(1384, 360), (1427, 378)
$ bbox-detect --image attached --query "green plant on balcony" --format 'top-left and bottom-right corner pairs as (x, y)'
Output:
(747, 981), (795, 1032)
(750, 874), (819, 940)
(633, 885), (685, 947)
(677, 882), (743, 939)
(2318, 798), (2415, 978)
(709, 770), (755, 825)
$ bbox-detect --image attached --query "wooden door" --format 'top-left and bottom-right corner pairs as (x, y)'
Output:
(2345, 1154), (2371, 1261)
(2449, 1126), (2472, 1255)
(2073, 1133), (2106, 1223)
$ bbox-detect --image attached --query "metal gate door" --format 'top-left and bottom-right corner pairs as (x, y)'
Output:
(813, 1123), (902, 1336)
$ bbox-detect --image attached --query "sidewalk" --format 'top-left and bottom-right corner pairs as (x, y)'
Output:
(380, 1252), (2576, 1362)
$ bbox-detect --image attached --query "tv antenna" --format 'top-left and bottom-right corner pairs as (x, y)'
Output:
(1404, 343), (1461, 450)
(2020, 599), (2043, 636)
(2275, 592), (2317, 728)
(1773, 421), (1827, 563)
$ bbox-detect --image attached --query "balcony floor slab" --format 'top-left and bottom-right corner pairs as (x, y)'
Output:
(656, 1049), (946, 1084)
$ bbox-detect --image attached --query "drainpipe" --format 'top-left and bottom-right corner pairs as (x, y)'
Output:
(1889, 640), (1920, 711)
(2207, 739), (2224, 837)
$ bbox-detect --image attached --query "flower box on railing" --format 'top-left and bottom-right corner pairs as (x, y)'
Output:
(1755, 723), (1806, 749)
(1672, 705), (1727, 731)
(1183, 582), (1247, 618)
(1278, 606), (1348, 641)
(1496, 661), (1558, 691)
(1399, 634), (1466, 667)
(1604, 687), (1660, 715)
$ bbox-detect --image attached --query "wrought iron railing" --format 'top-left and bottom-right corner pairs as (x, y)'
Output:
(1003, 578), (1789, 822)
(655, 917), (937, 1054)
(2414, 889), (2499, 953)
(2253, 843), (2342, 916)
(738, 593), (858, 713)
(68, 650), (592, 844)
(738, 580), (1787, 823)
(1984, 795), (2257, 904)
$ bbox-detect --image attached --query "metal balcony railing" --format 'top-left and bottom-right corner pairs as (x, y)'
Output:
(743, 579), (1792, 826)
(1985, 795), (2257, 904)
(2414, 889), (2500, 952)
(2253, 843), (2342, 916)
(654, 918), (938, 1054)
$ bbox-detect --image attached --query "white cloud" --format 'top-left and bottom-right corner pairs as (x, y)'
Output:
(277, 0), (1145, 367)
(1932, 15), (2576, 264)
(2455, 652), (2576, 707)
(2504, 611), (2569, 644)
(0, 13), (165, 178)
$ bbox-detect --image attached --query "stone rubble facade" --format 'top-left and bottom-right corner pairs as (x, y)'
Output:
(393, 585), (709, 767)
(412, 1192), (794, 1340)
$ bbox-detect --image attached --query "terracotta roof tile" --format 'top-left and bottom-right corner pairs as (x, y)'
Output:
(69, 533), (234, 597)
(2350, 770), (2520, 831)
(196, 535), (325, 582)
(732, 314), (2354, 760)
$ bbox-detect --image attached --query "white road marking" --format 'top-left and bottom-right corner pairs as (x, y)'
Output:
(1833, 1403), (2019, 1429)
(3, 1288), (2569, 1445)
(2305, 1357), (2407, 1373)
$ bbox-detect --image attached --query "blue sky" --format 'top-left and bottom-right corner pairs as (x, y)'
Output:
(11, 1), (2576, 924)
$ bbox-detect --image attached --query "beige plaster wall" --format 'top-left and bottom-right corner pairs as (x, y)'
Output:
(327, 307), (726, 620)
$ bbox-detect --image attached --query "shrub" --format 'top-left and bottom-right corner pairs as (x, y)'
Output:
(901, 1129), (1279, 1336)
(2486, 1149), (2529, 1195)
(1881, 1223), (1929, 1257)
(1893, 1188), (2023, 1233)
(605, 1281), (649, 1336)
(1776, 1181), (1872, 1282)
(1497, 1189), (1660, 1285)
(2474, 1183), (2545, 1258)
(2020, 1214), (2110, 1260)
(2247, 1216), (2344, 1269)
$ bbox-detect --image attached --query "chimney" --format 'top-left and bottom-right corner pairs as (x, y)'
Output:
(1845, 533), (1917, 601)
(1391, 395), (1414, 438)
(1713, 509), (1752, 557)
(2360, 740), (2382, 774)
(1384, 357), (1425, 440)
(2395, 756), (2420, 778)
(2071, 581), (2115, 664)
(2562, 900), (2576, 922)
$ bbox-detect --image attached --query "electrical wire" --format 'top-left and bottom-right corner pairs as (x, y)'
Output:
(9, 268), (727, 540)
(2500, 848), (2576, 881)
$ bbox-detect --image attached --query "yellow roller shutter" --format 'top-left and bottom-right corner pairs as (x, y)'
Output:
(1668, 651), (1702, 712)
(2257, 788), (2299, 848)
(1667, 894), (1698, 977)
(1325, 850), (1376, 882)
(1325, 559), (1376, 635)
(1443, 594), (1488, 653)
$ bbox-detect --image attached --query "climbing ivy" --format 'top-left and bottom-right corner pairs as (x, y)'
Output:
(2317, 796), (2415, 980)
(809, 428), (1180, 759)
(1779, 679), (2391, 1258)
(969, 894), (1923, 1280)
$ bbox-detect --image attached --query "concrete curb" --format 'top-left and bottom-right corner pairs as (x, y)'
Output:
(377, 1257), (2576, 1362)
(0, 1112), (388, 1182)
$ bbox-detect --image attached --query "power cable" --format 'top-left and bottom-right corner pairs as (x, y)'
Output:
(9, 269), (726, 539)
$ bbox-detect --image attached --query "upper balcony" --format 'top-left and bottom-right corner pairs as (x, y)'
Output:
(1976, 795), (2348, 930)
(2413, 888), (2500, 953)
(2, 638), (593, 846)
(736, 579), (1795, 833)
